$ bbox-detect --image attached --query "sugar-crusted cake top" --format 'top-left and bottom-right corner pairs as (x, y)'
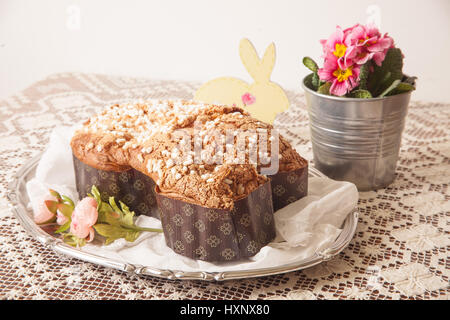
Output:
(71, 100), (306, 209)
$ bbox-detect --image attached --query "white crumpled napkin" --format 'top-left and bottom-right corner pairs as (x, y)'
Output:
(26, 126), (358, 272)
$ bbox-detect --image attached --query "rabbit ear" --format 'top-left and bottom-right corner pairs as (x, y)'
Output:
(240, 39), (275, 83)
(239, 39), (261, 81)
(260, 42), (275, 81)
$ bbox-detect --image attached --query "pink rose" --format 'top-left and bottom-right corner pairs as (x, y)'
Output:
(33, 194), (57, 224)
(242, 92), (256, 106)
(70, 197), (98, 242)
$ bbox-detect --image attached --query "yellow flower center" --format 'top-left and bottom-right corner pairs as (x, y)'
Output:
(333, 43), (347, 58)
(359, 36), (377, 46)
(358, 36), (369, 44)
(333, 66), (353, 82)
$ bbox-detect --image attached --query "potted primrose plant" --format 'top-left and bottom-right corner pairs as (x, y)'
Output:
(302, 23), (416, 190)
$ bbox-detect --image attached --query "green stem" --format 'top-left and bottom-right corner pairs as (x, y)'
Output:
(135, 227), (163, 233)
(120, 224), (163, 233)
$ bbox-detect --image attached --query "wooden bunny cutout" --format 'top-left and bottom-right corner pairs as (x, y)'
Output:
(194, 39), (289, 124)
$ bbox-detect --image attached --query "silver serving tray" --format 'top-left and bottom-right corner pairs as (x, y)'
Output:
(7, 153), (358, 281)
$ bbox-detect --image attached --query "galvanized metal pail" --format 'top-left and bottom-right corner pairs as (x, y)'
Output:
(302, 76), (412, 191)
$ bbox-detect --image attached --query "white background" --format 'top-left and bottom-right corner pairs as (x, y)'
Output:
(1, 0), (449, 102)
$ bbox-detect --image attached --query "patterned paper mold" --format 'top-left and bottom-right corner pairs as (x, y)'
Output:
(156, 181), (275, 262)
(268, 166), (308, 211)
(73, 155), (308, 261)
(73, 156), (159, 218)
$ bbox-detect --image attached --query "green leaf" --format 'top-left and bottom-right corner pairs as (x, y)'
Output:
(63, 233), (86, 247)
(44, 200), (59, 214)
(61, 195), (75, 208)
(94, 224), (135, 245)
(302, 57), (319, 73)
(102, 210), (121, 226)
(119, 201), (135, 226)
(94, 224), (126, 238)
(49, 189), (62, 201)
(107, 196), (134, 226)
(92, 224), (119, 244)
(317, 82), (332, 95)
(367, 48), (404, 96)
(349, 89), (373, 98)
(96, 197), (114, 223)
(403, 76), (417, 85)
(372, 71), (391, 96)
(108, 196), (121, 215)
(389, 82), (415, 95)
(57, 203), (73, 219)
(93, 212), (162, 245)
(62, 234), (77, 247)
(379, 79), (401, 97)
(311, 72), (320, 90)
(104, 237), (118, 246)
(124, 230), (140, 242)
(358, 62), (371, 90)
(90, 186), (115, 222)
(304, 73), (316, 91)
(90, 185), (103, 211)
(91, 185), (101, 199)
(55, 221), (71, 234)
(97, 202), (113, 220)
(384, 48), (404, 80)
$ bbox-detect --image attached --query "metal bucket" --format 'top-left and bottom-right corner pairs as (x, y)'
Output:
(302, 76), (412, 191)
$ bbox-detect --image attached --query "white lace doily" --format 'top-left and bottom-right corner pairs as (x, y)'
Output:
(0, 73), (448, 300)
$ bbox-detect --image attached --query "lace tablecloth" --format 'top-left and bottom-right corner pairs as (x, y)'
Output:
(0, 73), (448, 300)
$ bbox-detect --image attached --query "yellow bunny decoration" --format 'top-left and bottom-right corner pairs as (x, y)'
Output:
(194, 38), (289, 124)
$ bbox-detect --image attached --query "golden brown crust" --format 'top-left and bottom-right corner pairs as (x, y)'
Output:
(71, 100), (307, 209)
